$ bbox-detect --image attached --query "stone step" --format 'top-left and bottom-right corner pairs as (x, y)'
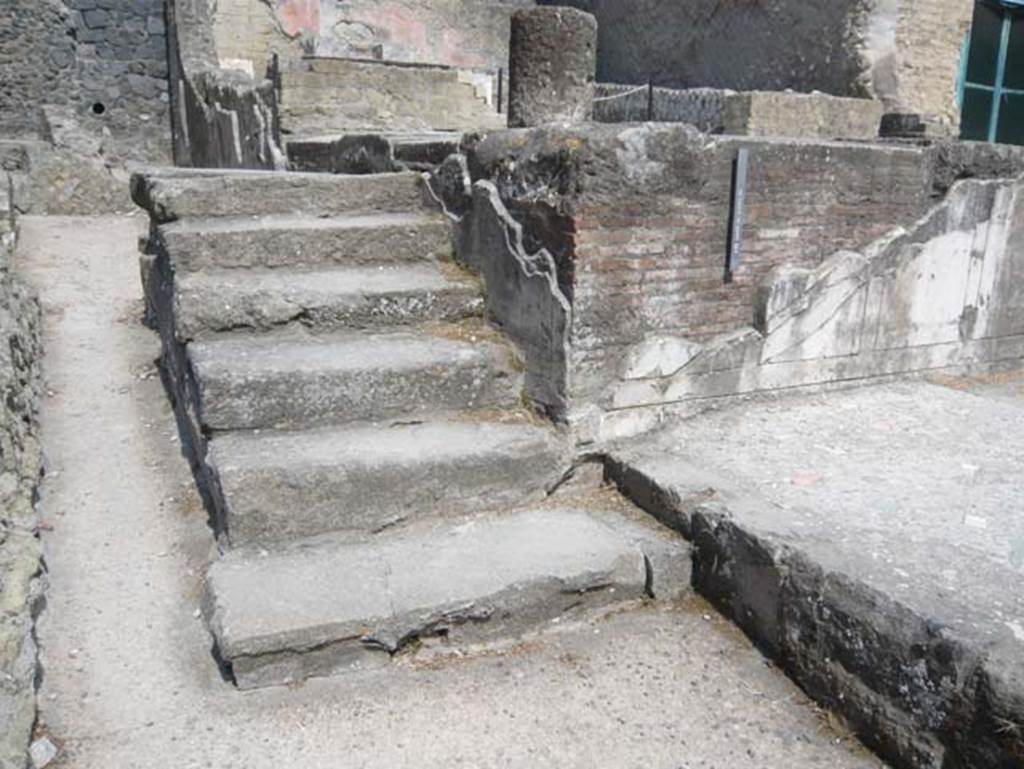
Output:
(158, 212), (452, 272)
(174, 263), (483, 340)
(131, 168), (426, 223)
(203, 507), (690, 689)
(209, 420), (569, 546)
(189, 326), (522, 431)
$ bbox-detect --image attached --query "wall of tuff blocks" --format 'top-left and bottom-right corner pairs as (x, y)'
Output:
(0, 0), (170, 161)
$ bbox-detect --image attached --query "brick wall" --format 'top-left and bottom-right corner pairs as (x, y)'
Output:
(567, 134), (932, 403)
(463, 124), (937, 417)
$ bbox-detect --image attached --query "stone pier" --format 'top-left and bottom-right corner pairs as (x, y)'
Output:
(507, 6), (598, 127)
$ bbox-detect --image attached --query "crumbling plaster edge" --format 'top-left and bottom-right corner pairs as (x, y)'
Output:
(424, 162), (574, 419)
(584, 173), (1024, 444)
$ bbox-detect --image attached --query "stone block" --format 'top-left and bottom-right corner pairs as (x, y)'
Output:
(203, 508), (666, 688)
(508, 6), (597, 127)
(158, 212), (452, 272)
(188, 328), (523, 430)
(722, 91), (883, 141)
(82, 8), (109, 28)
(210, 420), (567, 545)
(880, 112), (953, 139)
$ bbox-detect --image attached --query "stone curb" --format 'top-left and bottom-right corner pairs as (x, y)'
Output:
(604, 452), (1024, 769)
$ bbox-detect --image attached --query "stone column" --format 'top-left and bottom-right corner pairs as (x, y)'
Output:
(508, 6), (597, 128)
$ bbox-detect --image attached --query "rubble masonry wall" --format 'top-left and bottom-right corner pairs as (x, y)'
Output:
(0, 213), (44, 769)
(0, 0), (171, 161)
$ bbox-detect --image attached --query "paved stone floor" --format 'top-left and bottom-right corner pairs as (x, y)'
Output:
(651, 372), (1024, 656)
(18, 215), (884, 768)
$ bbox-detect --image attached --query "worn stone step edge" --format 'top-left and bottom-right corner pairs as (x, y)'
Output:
(188, 325), (524, 431)
(158, 212), (453, 272)
(173, 263), (483, 340)
(285, 133), (462, 175)
(131, 169), (427, 223)
(202, 507), (691, 689)
(209, 418), (569, 547)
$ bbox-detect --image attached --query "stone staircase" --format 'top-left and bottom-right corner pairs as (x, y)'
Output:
(132, 167), (689, 689)
(279, 57), (507, 137)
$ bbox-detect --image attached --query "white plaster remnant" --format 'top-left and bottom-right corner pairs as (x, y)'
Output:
(219, 58), (256, 77)
(757, 227), (802, 240)
(603, 175), (1024, 423)
(624, 336), (703, 380)
(615, 127), (666, 184)
(29, 737), (58, 768)
(1008, 621), (1024, 643)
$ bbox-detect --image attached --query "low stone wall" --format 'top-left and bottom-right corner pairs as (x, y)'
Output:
(594, 84), (732, 132)
(595, 86), (883, 141)
(0, 213), (45, 769)
(2, 118), (136, 217)
(278, 58), (504, 135)
(167, 0), (284, 169)
(434, 123), (1024, 442)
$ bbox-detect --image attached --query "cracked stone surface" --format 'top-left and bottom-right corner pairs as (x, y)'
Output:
(22, 215), (885, 768)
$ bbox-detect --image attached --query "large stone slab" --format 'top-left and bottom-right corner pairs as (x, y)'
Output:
(174, 263), (483, 339)
(131, 168), (426, 222)
(210, 420), (570, 546)
(722, 91), (883, 140)
(203, 508), (684, 689)
(158, 212), (452, 272)
(189, 326), (523, 430)
(606, 379), (1024, 769)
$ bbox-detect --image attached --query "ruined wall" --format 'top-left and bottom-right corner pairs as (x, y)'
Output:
(0, 207), (45, 769)
(548, 0), (971, 129)
(167, 0), (284, 169)
(566, 132), (932, 411)
(602, 174), (1024, 439)
(0, 0), (77, 137)
(889, 0), (974, 127)
(0, 0), (171, 161)
(213, 0), (534, 72)
(450, 124), (1024, 442)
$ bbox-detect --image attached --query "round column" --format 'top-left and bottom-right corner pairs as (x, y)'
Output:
(508, 6), (598, 128)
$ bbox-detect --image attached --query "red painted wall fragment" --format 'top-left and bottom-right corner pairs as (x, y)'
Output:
(275, 0), (320, 39)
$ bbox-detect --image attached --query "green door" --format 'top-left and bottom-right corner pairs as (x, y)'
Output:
(961, 0), (1024, 144)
